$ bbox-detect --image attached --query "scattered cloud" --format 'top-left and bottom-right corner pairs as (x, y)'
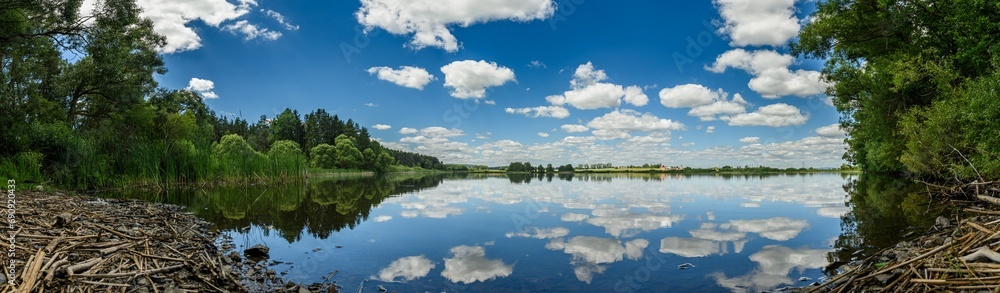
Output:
(537, 132), (550, 138)
(624, 85), (649, 107)
(399, 127), (419, 135)
(706, 126), (716, 134)
(372, 124), (392, 130)
(186, 78), (219, 99)
(544, 62), (647, 109)
(262, 9), (299, 30)
(728, 217), (809, 241)
(659, 84), (725, 108)
(355, 0), (555, 52)
(815, 124), (845, 137)
(367, 66), (436, 90)
(707, 49), (827, 98)
(81, 0), (262, 53)
(505, 226), (569, 239)
(592, 129), (631, 140)
(713, 0), (801, 47)
(688, 93), (749, 121)
(378, 255), (435, 282)
(505, 106), (570, 119)
(223, 20), (282, 41)
(587, 109), (686, 132)
(484, 100), (497, 105)
(739, 136), (761, 144)
(727, 103), (808, 127)
(529, 60), (547, 69)
(441, 245), (514, 284)
(365, 103), (378, 107)
(561, 124), (590, 133)
(441, 60), (516, 99)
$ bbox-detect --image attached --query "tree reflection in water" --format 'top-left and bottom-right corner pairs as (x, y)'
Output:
(828, 174), (949, 270)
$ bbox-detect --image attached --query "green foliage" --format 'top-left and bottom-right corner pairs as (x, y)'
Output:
(793, 0), (1000, 179)
(310, 144), (337, 169)
(269, 108), (305, 147)
(334, 135), (363, 170)
(268, 140), (307, 177)
(900, 72), (1000, 180)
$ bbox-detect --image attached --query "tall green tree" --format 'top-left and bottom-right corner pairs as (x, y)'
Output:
(269, 108), (304, 148)
(792, 0), (1000, 177)
(334, 134), (362, 169)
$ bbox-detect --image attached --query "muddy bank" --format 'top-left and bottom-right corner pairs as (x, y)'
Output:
(1, 191), (336, 292)
(815, 186), (1000, 292)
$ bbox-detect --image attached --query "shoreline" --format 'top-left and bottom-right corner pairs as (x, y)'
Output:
(812, 183), (1000, 292)
(1, 191), (323, 292)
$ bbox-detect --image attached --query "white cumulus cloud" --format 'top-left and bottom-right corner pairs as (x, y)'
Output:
(727, 103), (808, 127)
(378, 255), (435, 282)
(707, 49), (827, 98)
(372, 124), (392, 130)
(505, 106), (570, 119)
(111, 0), (262, 53)
(740, 136), (761, 144)
(561, 124), (590, 133)
(356, 0), (555, 52)
(367, 66), (436, 90)
(441, 60), (516, 99)
(587, 109), (686, 132)
(186, 78), (219, 99)
(543, 62), (647, 109)
(441, 245), (514, 284)
(713, 0), (801, 47)
(659, 84), (725, 108)
(399, 127), (419, 135)
(815, 124), (845, 137)
(537, 132), (550, 138)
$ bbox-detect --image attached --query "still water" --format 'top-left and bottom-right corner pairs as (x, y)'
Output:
(107, 173), (943, 292)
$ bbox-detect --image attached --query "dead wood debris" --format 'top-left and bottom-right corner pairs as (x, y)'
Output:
(0, 191), (334, 293)
(810, 182), (1000, 292)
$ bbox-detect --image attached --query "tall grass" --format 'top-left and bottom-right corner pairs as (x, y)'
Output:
(5, 132), (307, 190)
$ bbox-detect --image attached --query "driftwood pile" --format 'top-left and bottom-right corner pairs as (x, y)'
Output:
(816, 182), (1000, 292)
(0, 191), (247, 293)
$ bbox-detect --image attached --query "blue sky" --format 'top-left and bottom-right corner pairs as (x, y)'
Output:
(116, 0), (846, 168)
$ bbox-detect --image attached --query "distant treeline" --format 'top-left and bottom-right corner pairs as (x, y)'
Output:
(453, 163), (856, 174)
(0, 0), (444, 188)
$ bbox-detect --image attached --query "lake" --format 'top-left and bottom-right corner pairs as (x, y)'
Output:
(105, 173), (943, 292)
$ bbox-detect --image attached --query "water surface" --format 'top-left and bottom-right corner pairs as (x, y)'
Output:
(106, 173), (943, 292)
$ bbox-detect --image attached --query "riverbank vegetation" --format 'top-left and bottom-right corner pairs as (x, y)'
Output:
(792, 0), (1000, 291)
(793, 0), (1000, 184)
(0, 0), (445, 190)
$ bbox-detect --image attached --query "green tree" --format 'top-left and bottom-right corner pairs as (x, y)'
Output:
(303, 109), (335, 152)
(792, 0), (1000, 176)
(362, 148), (376, 171)
(375, 151), (394, 174)
(334, 134), (362, 169)
(309, 144), (336, 169)
(269, 108), (304, 148)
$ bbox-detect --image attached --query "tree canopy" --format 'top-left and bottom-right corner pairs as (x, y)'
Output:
(793, 0), (1000, 180)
